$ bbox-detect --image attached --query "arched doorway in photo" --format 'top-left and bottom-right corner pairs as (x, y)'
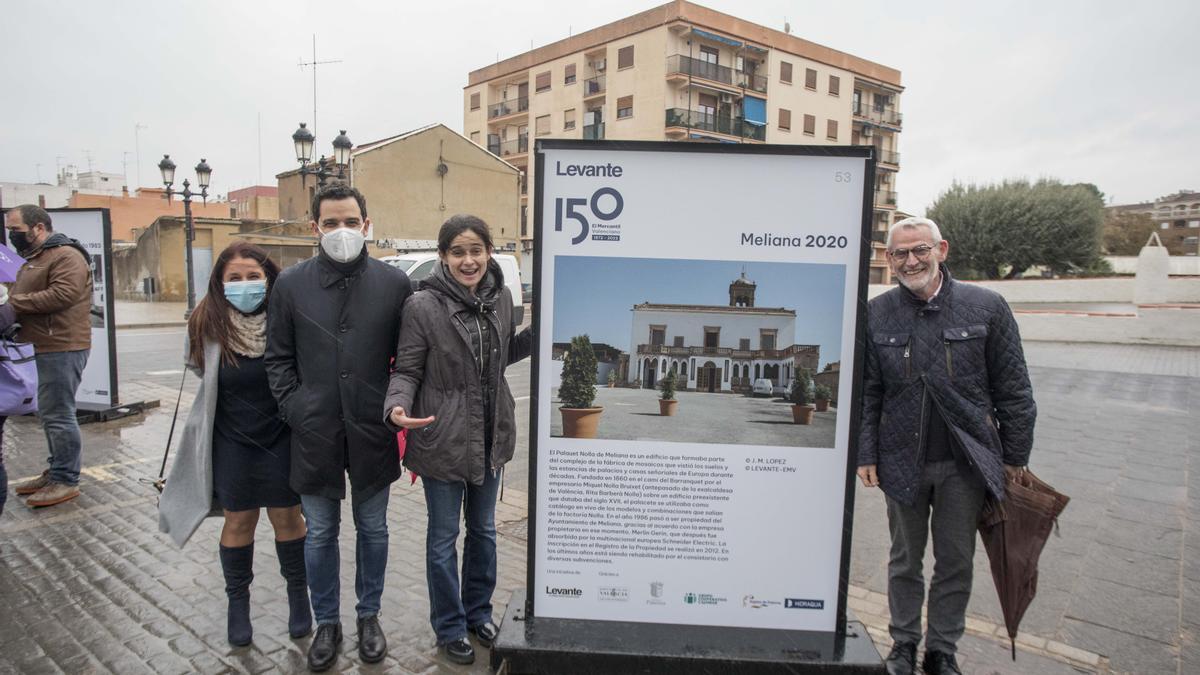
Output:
(697, 361), (719, 393)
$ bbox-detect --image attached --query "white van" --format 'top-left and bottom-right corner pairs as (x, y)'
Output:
(381, 251), (525, 324)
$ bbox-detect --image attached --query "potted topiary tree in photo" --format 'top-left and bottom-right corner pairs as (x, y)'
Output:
(607, 369), (618, 388)
(789, 369), (815, 425)
(560, 334), (603, 438)
(658, 372), (678, 416)
(813, 383), (832, 413)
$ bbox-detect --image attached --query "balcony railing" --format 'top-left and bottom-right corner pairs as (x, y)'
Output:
(486, 135), (529, 158)
(582, 123), (605, 140)
(737, 70), (768, 94)
(668, 54), (732, 85)
(875, 190), (898, 206)
(665, 108), (765, 141)
(583, 75), (606, 97)
(665, 55), (767, 94)
(853, 101), (903, 127)
(878, 150), (900, 166)
(487, 97), (529, 119)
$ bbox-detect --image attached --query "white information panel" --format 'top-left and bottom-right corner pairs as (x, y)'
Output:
(44, 209), (117, 409)
(532, 142), (872, 632)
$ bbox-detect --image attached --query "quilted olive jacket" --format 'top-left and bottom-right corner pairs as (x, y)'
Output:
(857, 266), (1036, 505)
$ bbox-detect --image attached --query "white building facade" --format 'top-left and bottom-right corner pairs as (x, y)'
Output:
(627, 275), (819, 393)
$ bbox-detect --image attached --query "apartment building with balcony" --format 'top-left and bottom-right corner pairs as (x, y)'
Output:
(1107, 190), (1200, 256)
(464, 0), (904, 283)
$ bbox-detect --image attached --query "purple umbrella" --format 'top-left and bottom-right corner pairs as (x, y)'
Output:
(0, 243), (27, 282)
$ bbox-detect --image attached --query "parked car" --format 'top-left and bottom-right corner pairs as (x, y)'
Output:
(522, 282), (533, 305)
(752, 378), (774, 397)
(381, 252), (524, 324)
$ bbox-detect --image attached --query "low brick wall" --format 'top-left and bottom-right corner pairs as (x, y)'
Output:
(869, 277), (1200, 304)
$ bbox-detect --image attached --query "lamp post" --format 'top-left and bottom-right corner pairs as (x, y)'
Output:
(158, 154), (212, 315)
(292, 123), (352, 189)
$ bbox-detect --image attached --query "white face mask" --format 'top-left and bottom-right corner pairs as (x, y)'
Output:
(320, 227), (365, 263)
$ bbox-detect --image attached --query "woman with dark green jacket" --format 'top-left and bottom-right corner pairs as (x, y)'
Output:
(385, 214), (532, 665)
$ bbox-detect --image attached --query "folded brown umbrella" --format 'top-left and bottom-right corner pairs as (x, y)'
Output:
(978, 469), (1070, 659)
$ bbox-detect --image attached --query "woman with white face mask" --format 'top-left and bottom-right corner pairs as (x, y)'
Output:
(159, 242), (311, 649)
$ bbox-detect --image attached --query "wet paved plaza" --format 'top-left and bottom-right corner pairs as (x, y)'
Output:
(1, 334), (1198, 673)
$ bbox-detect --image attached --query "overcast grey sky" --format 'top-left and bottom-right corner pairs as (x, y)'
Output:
(2, 0), (1195, 213)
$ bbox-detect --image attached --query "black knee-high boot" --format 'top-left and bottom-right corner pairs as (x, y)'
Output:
(219, 543), (254, 646)
(276, 536), (312, 638)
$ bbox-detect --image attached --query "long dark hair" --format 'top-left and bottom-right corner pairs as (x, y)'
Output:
(187, 241), (280, 370)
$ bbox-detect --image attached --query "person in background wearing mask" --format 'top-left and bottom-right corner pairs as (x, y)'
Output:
(265, 183), (412, 672)
(4, 205), (92, 508)
(158, 242), (310, 648)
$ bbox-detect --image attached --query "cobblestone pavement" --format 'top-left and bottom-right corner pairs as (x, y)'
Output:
(547, 386), (838, 447)
(1, 333), (1197, 673)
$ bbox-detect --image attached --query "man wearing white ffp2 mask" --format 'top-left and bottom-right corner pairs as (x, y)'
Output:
(315, 198), (368, 263)
(265, 183), (413, 670)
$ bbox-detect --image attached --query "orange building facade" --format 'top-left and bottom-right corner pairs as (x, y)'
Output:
(68, 188), (232, 242)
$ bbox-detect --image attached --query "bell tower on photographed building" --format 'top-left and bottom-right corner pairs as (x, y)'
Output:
(729, 270), (756, 307)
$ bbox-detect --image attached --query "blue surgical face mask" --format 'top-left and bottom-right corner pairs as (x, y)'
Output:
(224, 279), (267, 314)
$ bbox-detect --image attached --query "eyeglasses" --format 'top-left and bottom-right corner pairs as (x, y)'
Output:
(887, 244), (935, 262)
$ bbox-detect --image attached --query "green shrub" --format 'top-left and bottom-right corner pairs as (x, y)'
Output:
(560, 335), (598, 408)
(658, 373), (677, 400)
(789, 369), (813, 406)
(814, 383), (832, 401)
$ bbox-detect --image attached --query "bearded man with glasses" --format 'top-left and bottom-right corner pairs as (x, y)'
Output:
(857, 217), (1037, 675)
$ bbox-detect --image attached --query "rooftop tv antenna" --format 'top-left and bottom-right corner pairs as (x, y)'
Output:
(299, 34), (342, 138)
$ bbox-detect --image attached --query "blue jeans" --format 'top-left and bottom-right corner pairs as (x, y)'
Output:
(422, 469), (501, 644)
(301, 487), (390, 625)
(36, 349), (89, 486)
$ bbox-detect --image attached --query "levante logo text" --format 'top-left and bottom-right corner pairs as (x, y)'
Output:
(545, 586), (583, 597)
(555, 161), (623, 177)
(741, 232), (804, 247)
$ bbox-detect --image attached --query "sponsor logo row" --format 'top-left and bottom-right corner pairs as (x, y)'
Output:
(545, 584), (823, 610)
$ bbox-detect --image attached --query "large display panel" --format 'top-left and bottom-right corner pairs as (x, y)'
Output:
(33, 209), (118, 409)
(529, 141), (875, 633)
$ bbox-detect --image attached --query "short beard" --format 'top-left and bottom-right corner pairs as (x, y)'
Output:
(896, 264), (938, 297)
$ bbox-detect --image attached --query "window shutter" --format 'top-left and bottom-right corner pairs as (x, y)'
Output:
(565, 63), (576, 83)
(535, 71), (551, 92)
(827, 119), (838, 140)
(779, 108), (791, 130)
(805, 68), (817, 89)
(617, 95), (633, 118)
(780, 61), (792, 83)
(469, 92), (480, 110)
(829, 75), (840, 95)
(803, 114), (815, 135)
(617, 45), (634, 69)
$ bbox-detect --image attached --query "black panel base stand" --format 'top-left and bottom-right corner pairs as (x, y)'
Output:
(491, 589), (885, 674)
(77, 399), (159, 424)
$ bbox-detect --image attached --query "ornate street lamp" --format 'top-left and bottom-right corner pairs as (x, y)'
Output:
(158, 154), (212, 315)
(292, 122), (351, 188)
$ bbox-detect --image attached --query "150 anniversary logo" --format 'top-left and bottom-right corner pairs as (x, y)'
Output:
(552, 161), (624, 245)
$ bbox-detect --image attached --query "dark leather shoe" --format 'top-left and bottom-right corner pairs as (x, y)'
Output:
(440, 637), (475, 665)
(356, 614), (387, 663)
(885, 641), (917, 675)
(922, 650), (962, 675)
(307, 623), (342, 672)
(469, 621), (499, 648)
